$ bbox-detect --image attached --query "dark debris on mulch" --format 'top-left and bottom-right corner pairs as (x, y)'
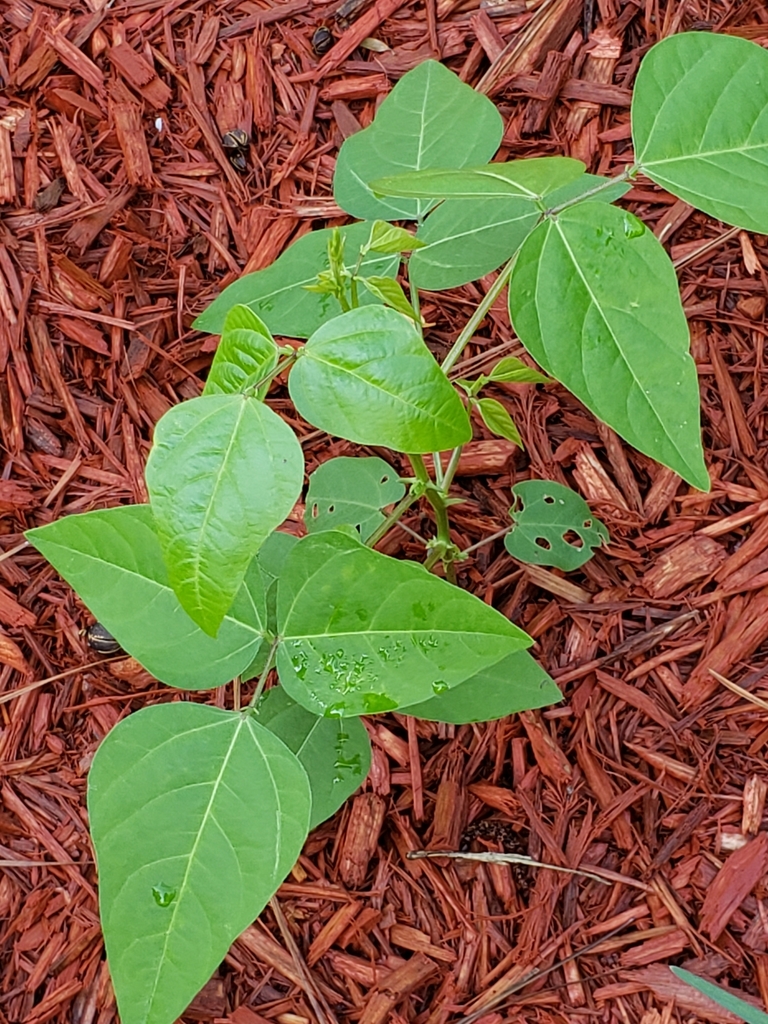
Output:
(2, 0), (768, 1021)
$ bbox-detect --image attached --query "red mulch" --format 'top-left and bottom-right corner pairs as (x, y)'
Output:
(2, 0), (768, 1022)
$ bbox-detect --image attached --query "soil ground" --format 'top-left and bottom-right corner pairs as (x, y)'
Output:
(1, 0), (768, 1022)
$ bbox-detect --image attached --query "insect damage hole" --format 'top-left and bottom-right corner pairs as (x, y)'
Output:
(534, 537), (552, 550)
(562, 530), (584, 548)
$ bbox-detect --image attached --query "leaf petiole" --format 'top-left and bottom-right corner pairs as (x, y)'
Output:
(248, 636), (280, 708)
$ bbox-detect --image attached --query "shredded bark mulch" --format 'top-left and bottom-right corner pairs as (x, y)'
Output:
(2, 0), (768, 1021)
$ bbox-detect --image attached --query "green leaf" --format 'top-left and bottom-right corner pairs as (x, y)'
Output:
(408, 170), (625, 292)
(372, 157), (585, 200)
(241, 532), (300, 681)
(504, 480), (609, 571)
(366, 221), (426, 255)
(203, 305), (278, 396)
(88, 702), (311, 1024)
(509, 202), (709, 490)
(476, 398), (523, 447)
(405, 649), (560, 723)
(633, 32), (768, 233)
(193, 223), (399, 339)
(276, 531), (532, 717)
(544, 172), (631, 209)
(288, 306), (471, 453)
(305, 456), (405, 541)
(488, 356), (550, 384)
(359, 276), (419, 322)
(25, 506), (266, 690)
(334, 60), (502, 222)
(671, 967), (768, 1024)
(146, 395), (304, 636)
(257, 687), (372, 827)
(410, 196), (542, 291)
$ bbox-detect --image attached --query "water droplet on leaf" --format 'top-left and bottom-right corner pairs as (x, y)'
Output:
(152, 884), (176, 908)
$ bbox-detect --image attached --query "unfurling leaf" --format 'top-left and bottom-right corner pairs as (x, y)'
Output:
(475, 398), (523, 447)
(487, 356), (550, 384)
(366, 221), (426, 254)
(359, 276), (420, 322)
(203, 305), (278, 396)
(505, 480), (608, 571)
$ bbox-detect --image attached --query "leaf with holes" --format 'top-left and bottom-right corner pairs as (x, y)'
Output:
(405, 649), (560, 723)
(288, 306), (471, 453)
(89, 702), (310, 1024)
(193, 223), (399, 339)
(146, 394), (304, 636)
(25, 505), (267, 690)
(203, 305), (278, 396)
(633, 32), (768, 233)
(305, 457), (405, 542)
(504, 480), (609, 570)
(257, 687), (372, 827)
(334, 60), (503, 222)
(508, 202), (709, 490)
(276, 530), (532, 717)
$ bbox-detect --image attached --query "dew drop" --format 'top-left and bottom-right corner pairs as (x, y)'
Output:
(432, 679), (449, 695)
(152, 884), (176, 908)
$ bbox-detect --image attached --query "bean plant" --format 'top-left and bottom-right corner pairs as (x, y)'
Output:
(24, 31), (768, 1024)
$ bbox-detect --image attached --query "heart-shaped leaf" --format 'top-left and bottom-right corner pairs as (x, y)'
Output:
(89, 702), (311, 1024)
(334, 60), (502, 222)
(203, 305), (278, 396)
(193, 223), (399, 339)
(146, 395), (304, 636)
(405, 649), (560, 723)
(305, 457), (405, 541)
(504, 480), (609, 570)
(26, 506), (266, 689)
(257, 686), (372, 827)
(509, 202), (709, 490)
(289, 306), (471, 453)
(633, 32), (768, 233)
(276, 531), (531, 717)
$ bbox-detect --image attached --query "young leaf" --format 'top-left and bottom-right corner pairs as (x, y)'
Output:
(372, 157), (585, 200)
(288, 306), (471, 453)
(334, 60), (503, 222)
(504, 480), (609, 571)
(203, 305), (278, 396)
(509, 202), (709, 491)
(475, 397), (523, 447)
(366, 221), (426, 255)
(193, 223), (399, 339)
(633, 32), (768, 233)
(305, 456), (405, 541)
(488, 356), (550, 384)
(25, 506), (266, 690)
(359, 276), (420, 322)
(671, 967), (768, 1024)
(146, 394), (304, 636)
(276, 530), (532, 717)
(88, 702), (311, 1024)
(404, 649), (560, 723)
(257, 687), (372, 827)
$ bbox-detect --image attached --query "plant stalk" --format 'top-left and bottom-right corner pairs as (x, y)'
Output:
(365, 489), (420, 548)
(248, 637), (280, 708)
(441, 257), (517, 374)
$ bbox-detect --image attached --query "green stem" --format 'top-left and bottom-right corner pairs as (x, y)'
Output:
(410, 455), (457, 584)
(409, 270), (421, 328)
(544, 166), (633, 216)
(365, 489), (420, 548)
(441, 257), (517, 374)
(248, 637), (279, 709)
(349, 275), (359, 308)
(441, 446), (462, 492)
